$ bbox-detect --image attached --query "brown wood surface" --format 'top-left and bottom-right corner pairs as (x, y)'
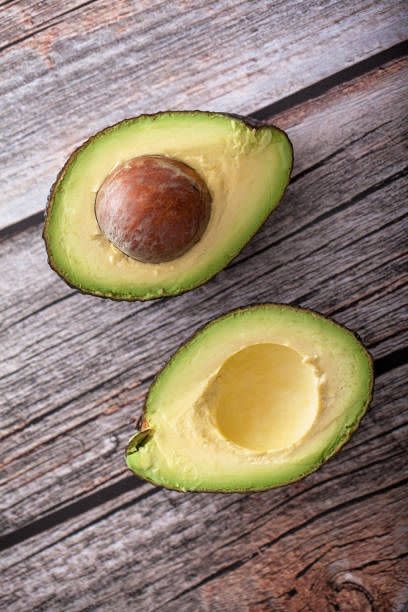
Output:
(1, 1), (407, 611)
(0, 364), (407, 611)
(1, 54), (406, 534)
(0, 0), (406, 228)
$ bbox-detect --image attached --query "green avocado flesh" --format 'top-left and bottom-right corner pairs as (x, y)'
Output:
(43, 111), (293, 300)
(126, 305), (373, 492)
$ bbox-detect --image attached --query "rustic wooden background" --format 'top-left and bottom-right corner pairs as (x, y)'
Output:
(0, 1), (407, 610)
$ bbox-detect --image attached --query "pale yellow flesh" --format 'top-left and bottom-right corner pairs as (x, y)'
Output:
(46, 113), (292, 298)
(209, 343), (320, 452)
(127, 306), (373, 492)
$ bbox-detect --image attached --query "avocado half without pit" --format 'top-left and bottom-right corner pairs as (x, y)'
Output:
(43, 111), (293, 300)
(126, 305), (373, 493)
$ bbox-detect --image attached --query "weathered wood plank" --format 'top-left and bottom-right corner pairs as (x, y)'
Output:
(1, 0), (406, 227)
(1, 55), (406, 327)
(0, 57), (407, 536)
(1, 364), (406, 610)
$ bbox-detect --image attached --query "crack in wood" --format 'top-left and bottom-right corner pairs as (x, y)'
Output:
(349, 421), (408, 453)
(0, 355), (405, 555)
(1, 429), (404, 579)
(0, 368), (152, 444)
(328, 273), (408, 318)
(159, 477), (408, 608)
(350, 551), (408, 573)
(197, 448), (406, 572)
(295, 530), (393, 581)
(0, 6), (406, 608)
(1, 291), (78, 334)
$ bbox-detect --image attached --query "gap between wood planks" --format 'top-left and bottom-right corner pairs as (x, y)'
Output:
(2, 421), (407, 587)
(0, 40), (406, 243)
(0, 97), (404, 548)
(0, 0), (105, 53)
(229, 166), (408, 273)
(0, 335), (406, 554)
(1, 364), (406, 608)
(1, 43), (406, 552)
(1, 68), (403, 444)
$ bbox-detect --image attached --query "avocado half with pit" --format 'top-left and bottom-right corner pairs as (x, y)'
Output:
(126, 305), (373, 492)
(43, 111), (293, 300)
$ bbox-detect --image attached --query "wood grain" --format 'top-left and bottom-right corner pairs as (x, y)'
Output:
(0, 56), (407, 541)
(1, 0), (406, 227)
(1, 364), (406, 610)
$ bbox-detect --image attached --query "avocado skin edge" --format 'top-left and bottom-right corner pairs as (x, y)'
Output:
(126, 303), (374, 493)
(42, 110), (294, 302)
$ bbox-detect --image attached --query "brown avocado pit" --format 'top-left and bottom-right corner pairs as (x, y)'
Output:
(95, 155), (212, 263)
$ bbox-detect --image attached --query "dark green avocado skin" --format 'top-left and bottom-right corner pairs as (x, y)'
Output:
(43, 111), (293, 301)
(126, 303), (374, 493)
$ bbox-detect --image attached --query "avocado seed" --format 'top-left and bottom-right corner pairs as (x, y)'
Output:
(95, 155), (211, 263)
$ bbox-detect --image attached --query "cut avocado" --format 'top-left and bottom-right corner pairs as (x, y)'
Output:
(126, 305), (373, 492)
(43, 111), (293, 300)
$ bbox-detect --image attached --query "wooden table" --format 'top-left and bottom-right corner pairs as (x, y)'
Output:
(1, 2), (407, 610)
